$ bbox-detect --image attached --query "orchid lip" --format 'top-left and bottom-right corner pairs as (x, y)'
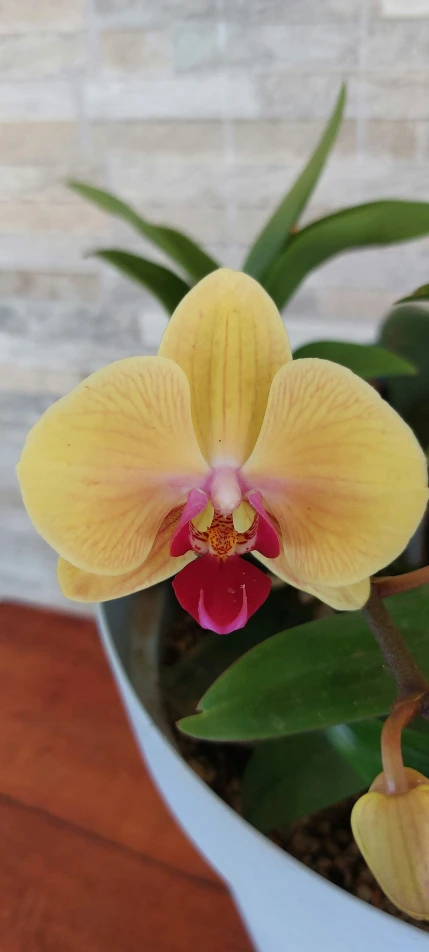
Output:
(197, 585), (248, 635)
(172, 553), (272, 635)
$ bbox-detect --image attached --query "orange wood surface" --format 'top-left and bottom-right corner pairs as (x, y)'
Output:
(0, 602), (252, 951)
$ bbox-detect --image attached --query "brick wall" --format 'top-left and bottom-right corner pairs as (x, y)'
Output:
(3, 0), (429, 608)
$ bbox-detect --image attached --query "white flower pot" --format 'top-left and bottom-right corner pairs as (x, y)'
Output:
(96, 587), (427, 952)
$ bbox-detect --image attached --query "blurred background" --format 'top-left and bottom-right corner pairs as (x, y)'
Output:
(3, 0), (429, 609)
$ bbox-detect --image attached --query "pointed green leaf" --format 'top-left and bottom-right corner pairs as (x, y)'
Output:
(69, 180), (219, 281)
(293, 340), (415, 379)
(92, 249), (191, 313)
(328, 719), (429, 786)
(264, 201), (429, 310)
(396, 283), (429, 305)
(178, 588), (429, 742)
(243, 84), (346, 281)
(242, 732), (362, 833)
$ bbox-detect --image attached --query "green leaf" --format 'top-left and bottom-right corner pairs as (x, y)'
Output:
(328, 719), (429, 785)
(379, 304), (429, 445)
(69, 180), (219, 282)
(396, 283), (429, 305)
(92, 250), (191, 314)
(243, 84), (346, 282)
(242, 732), (363, 833)
(293, 340), (415, 380)
(161, 586), (313, 721)
(264, 201), (429, 310)
(178, 587), (429, 742)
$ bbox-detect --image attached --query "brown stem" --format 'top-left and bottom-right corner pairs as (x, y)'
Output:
(381, 695), (422, 794)
(363, 585), (429, 698)
(373, 566), (429, 599)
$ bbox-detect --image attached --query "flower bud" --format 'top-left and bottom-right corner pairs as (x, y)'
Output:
(351, 767), (429, 920)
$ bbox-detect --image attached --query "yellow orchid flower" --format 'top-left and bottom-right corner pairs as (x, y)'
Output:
(17, 269), (428, 634)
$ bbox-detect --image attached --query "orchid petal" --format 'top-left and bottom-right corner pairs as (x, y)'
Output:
(255, 550), (370, 611)
(58, 508), (196, 601)
(173, 553), (271, 635)
(243, 358), (428, 587)
(159, 268), (291, 467)
(18, 356), (209, 575)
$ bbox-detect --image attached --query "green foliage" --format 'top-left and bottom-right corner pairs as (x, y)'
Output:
(243, 84), (345, 282)
(328, 719), (429, 785)
(241, 732), (362, 833)
(396, 283), (429, 305)
(264, 202), (429, 309)
(242, 718), (429, 832)
(90, 250), (190, 314)
(69, 181), (218, 282)
(293, 340), (415, 380)
(178, 588), (429, 742)
(70, 87), (429, 317)
(379, 303), (429, 447)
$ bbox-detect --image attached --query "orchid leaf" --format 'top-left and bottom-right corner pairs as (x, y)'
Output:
(69, 180), (218, 282)
(293, 340), (415, 379)
(328, 719), (429, 785)
(243, 84), (346, 281)
(379, 304), (429, 445)
(265, 202), (429, 310)
(92, 249), (190, 314)
(178, 588), (429, 742)
(396, 283), (429, 305)
(242, 732), (362, 833)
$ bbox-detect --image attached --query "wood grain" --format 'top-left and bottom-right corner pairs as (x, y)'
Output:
(0, 602), (252, 951)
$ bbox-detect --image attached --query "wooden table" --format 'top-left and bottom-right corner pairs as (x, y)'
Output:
(0, 602), (252, 951)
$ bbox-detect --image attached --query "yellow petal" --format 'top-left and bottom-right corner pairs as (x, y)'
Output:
(256, 549), (370, 610)
(18, 356), (209, 575)
(351, 770), (429, 920)
(243, 358), (428, 587)
(58, 508), (195, 602)
(158, 268), (291, 466)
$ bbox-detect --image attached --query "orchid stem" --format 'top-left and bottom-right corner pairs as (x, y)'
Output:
(363, 584), (429, 700)
(374, 566), (429, 599)
(381, 695), (422, 795)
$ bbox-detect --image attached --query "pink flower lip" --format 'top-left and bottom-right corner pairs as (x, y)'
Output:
(173, 553), (272, 635)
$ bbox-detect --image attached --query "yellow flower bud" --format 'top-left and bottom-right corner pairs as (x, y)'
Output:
(351, 767), (429, 920)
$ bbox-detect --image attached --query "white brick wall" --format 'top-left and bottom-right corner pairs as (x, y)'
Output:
(3, 0), (429, 608)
